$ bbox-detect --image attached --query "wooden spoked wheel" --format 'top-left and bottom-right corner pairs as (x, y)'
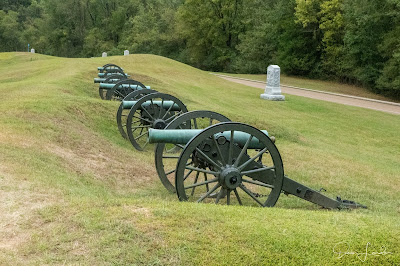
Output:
(116, 89), (157, 139)
(154, 111), (230, 193)
(126, 93), (188, 151)
(105, 79), (147, 101)
(175, 122), (284, 207)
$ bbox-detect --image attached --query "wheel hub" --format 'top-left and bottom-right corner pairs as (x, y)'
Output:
(153, 119), (166, 129)
(220, 167), (242, 189)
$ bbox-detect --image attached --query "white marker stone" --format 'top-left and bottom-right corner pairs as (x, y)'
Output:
(124, 50), (129, 56)
(260, 65), (285, 101)
(30, 49), (35, 53)
(102, 52), (107, 57)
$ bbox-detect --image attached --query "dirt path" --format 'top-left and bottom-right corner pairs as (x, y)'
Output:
(215, 74), (400, 115)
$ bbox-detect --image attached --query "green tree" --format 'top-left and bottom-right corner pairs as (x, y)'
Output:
(177, 0), (245, 71)
(376, 0), (400, 97)
(0, 10), (22, 51)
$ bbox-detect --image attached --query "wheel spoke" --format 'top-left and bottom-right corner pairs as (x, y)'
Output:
(161, 102), (175, 120)
(234, 188), (242, 205)
(242, 178), (274, 189)
(165, 111), (182, 122)
(196, 183), (221, 203)
(165, 169), (176, 176)
(133, 115), (152, 124)
(238, 147), (268, 171)
(142, 139), (149, 149)
(215, 188), (225, 204)
(228, 130), (234, 165)
(193, 118), (198, 129)
(209, 118), (213, 126)
(239, 184), (264, 207)
(132, 125), (151, 129)
(241, 166), (275, 175)
(162, 155), (181, 159)
(183, 169), (193, 181)
(159, 98), (165, 118)
(204, 173), (209, 192)
(141, 106), (155, 121)
(195, 147), (221, 170)
(190, 171), (200, 196)
(185, 166), (218, 175)
(134, 130), (148, 140)
(211, 135), (226, 166)
(184, 177), (218, 189)
(227, 189), (231, 205)
(234, 135), (253, 167)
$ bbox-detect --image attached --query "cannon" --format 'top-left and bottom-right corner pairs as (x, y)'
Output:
(154, 110), (231, 193)
(125, 92), (188, 151)
(94, 72), (128, 83)
(149, 122), (367, 209)
(98, 72), (129, 78)
(97, 74), (129, 98)
(116, 89), (157, 139)
(104, 79), (148, 101)
(98, 64), (124, 72)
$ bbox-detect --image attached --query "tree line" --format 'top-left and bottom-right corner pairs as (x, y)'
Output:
(1, 0), (399, 98)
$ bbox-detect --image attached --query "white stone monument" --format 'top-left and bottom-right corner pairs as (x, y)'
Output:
(30, 49), (35, 53)
(124, 50), (129, 56)
(102, 52), (107, 57)
(260, 65), (285, 101)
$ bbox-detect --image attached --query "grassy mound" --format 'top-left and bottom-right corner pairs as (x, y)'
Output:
(0, 52), (399, 264)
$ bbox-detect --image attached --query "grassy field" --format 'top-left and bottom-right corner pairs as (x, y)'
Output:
(0, 52), (399, 265)
(217, 73), (400, 103)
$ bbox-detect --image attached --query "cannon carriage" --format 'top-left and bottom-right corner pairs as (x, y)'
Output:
(149, 121), (367, 209)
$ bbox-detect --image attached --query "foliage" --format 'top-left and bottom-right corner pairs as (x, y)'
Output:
(0, 0), (399, 98)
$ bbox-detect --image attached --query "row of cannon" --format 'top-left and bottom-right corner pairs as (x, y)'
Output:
(93, 63), (366, 209)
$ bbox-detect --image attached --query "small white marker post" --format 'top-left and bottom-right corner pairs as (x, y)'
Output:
(124, 50), (129, 56)
(260, 65), (285, 101)
(102, 52), (107, 57)
(30, 49), (35, 53)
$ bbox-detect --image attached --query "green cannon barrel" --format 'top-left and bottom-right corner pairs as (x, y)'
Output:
(99, 83), (150, 90)
(94, 78), (106, 83)
(98, 72), (129, 77)
(122, 100), (181, 111)
(94, 78), (123, 83)
(148, 129), (269, 149)
(98, 67), (124, 71)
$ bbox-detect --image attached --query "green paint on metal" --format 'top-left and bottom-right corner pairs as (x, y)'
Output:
(148, 128), (269, 149)
(94, 78), (106, 83)
(122, 100), (181, 111)
(98, 72), (128, 77)
(99, 83), (150, 90)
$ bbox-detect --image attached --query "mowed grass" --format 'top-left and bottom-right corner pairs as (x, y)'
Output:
(0, 52), (399, 265)
(217, 72), (400, 103)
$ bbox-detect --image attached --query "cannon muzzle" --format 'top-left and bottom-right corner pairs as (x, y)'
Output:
(148, 128), (269, 149)
(94, 78), (106, 83)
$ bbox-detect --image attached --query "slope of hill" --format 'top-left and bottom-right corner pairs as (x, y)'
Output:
(0, 52), (399, 264)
